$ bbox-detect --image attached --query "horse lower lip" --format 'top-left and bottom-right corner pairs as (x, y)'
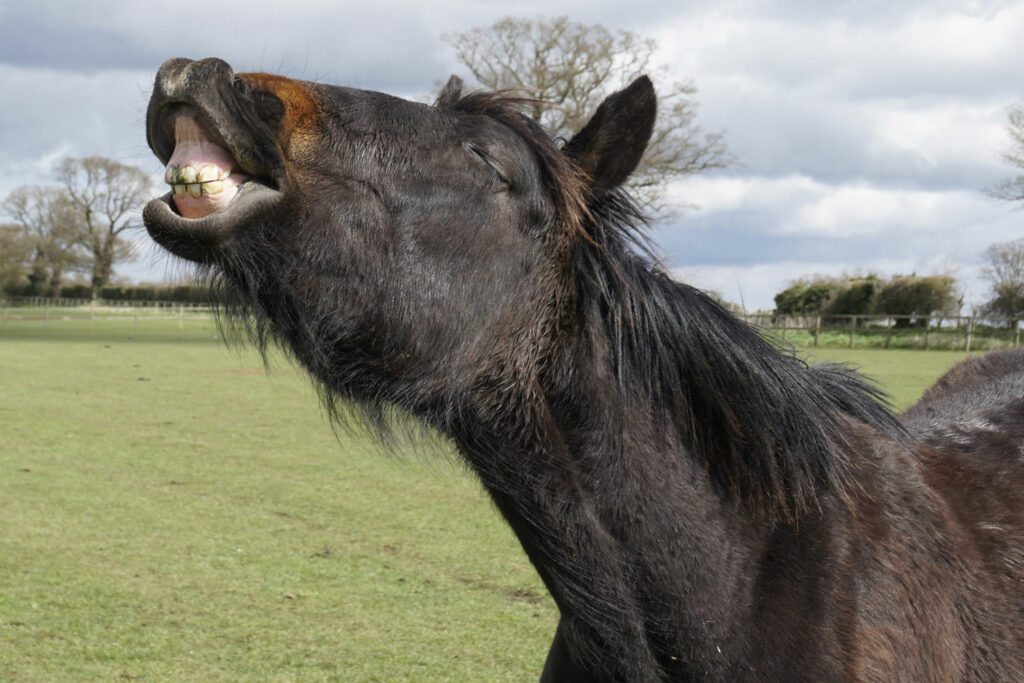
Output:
(143, 180), (283, 257)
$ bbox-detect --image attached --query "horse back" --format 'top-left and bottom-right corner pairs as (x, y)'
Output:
(887, 349), (1024, 678)
(904, 348), (1024, 432)
(900, 348), (1024, 540)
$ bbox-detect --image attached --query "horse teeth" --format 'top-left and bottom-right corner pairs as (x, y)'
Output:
(172, 184), (186, 198)
(197, 165), (219, 183)
(203, 181), (224, 195)
(186, 183), (202, 198)
(164, 164), (231, 187)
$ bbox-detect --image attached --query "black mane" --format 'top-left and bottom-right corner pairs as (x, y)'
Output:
(575, 192), (905, 519)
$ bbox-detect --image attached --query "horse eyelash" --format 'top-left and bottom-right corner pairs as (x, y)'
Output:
(463, 142), (510, 186)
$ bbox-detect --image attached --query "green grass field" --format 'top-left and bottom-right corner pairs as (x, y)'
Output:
(0, 319), (971, 681)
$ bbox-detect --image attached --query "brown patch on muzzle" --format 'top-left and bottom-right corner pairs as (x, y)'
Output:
(237, 72), (321, 152)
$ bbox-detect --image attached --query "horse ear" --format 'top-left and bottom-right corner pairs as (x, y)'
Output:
(563, 76), (656, 194)
(436, 75), (463, 109)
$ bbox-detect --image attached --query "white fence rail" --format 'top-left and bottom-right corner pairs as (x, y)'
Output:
(3, 299), (1022, 351)
(0, 298), (215, 332)
(740, 313), (1021, 352)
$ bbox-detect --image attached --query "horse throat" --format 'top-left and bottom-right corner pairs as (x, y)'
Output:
(446, 359), (760, 680)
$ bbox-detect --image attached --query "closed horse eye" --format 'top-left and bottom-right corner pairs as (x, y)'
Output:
(463, 141), (510, 187)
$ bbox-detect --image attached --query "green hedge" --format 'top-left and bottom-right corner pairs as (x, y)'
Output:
(774, 274), (957, 318)
(2, 282), (213, 304)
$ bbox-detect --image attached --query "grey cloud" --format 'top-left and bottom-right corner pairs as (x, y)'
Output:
(0, 1), (457, 93)
(653, 214), (897, 267)
(740, 0), (1017, 25)
(698, 80), (1010, 192)
(0, 5), (161, 72)
(0, 67), (156, 178)
(652, 189), (1021, 272)
(690, 6), (1024, 101)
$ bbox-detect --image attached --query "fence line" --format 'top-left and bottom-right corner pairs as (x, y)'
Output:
(2, 298), (1021, 351)
(0, 297), (216, 334)
(3, 296), (211, 309)
(741, 313), (1020, 351)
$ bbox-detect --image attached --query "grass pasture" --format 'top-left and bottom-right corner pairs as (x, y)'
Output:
(0, 317), (971, 680)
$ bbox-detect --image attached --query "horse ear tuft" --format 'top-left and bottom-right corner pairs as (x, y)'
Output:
(436, 75), (464, 109)
(563, 76), (656, 194)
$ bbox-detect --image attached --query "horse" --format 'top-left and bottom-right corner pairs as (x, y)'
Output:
(142, 57), (1024, 681)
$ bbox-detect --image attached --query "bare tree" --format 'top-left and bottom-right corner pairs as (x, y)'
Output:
(56, 156), (151, 298)
(990, 102), (1024, 203)
(2, 185), (87, 296)
(980, 238), (1024, 321)
(443, 16), (734, 215)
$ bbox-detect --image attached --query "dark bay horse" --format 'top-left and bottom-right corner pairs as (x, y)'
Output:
(142, 57), (1024, 681)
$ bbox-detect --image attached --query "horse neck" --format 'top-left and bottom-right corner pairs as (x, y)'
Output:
(444, 319), (767, 679)
(438, 249), (904, 677)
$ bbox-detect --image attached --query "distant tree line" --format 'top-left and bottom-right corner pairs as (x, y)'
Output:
(774, 273), (960, 326)
(2, 281), (212, 304)
(774, 237), (1024, 326)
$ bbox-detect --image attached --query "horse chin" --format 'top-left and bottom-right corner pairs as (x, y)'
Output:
(143, 180), (283, 264)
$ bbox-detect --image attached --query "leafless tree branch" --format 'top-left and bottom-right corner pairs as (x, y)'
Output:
(443, 16), (735, 218)
(56, 156), (151, 297)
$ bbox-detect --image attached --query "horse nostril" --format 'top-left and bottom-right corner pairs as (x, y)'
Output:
(233, 75), (251, 95)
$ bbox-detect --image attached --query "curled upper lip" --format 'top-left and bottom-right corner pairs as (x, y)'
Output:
(148, 102), (277, 190)
(144, 58), (288, 194)
(142, 57), (289, 262)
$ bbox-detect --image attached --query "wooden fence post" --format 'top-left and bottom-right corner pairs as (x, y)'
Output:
(885, 317), (893, 349)
(849, 316), (857, 348)
(813, 316), (821, 348)
(965, 317), (974, 354)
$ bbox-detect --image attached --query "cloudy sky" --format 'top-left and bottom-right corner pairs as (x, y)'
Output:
(1, 0), (1022, 310)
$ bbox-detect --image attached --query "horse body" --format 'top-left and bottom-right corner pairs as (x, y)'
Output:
(142, 57), (1024, 680)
